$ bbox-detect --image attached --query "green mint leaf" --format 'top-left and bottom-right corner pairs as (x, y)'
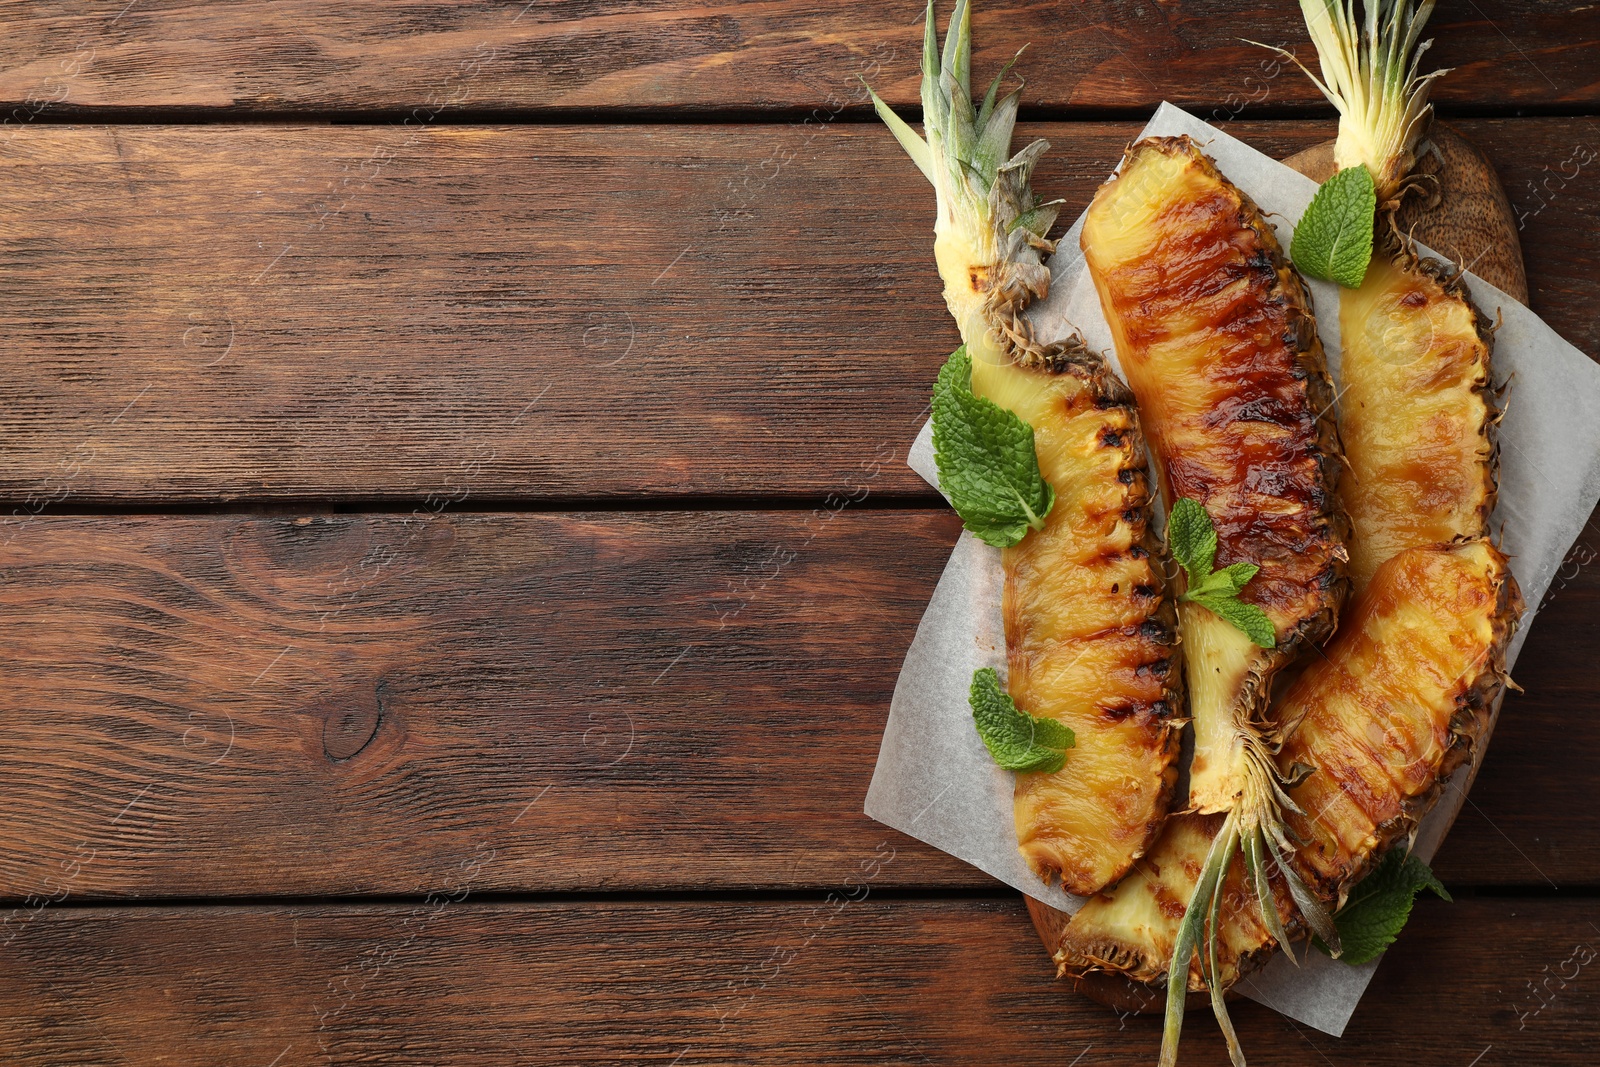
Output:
(1291, 164), (1377, 289)
(1192, 595), (1277, 648)
(1170, 498), (1275, 647)
(1192, 561), (1260, 599)
(1316, 849), (1452, 965)
(969, 667), (1075, 774)
(1166, 496), (1217, 582)
(932, 346), (1057, 548)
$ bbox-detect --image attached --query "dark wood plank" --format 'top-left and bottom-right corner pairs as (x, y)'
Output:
(0, 118), (1594, 504)
(0, 510), (969, 899)
(1, 896), (1593, 1064)
(0, 2), (1594, 114)
(0, 510), (1592, 900)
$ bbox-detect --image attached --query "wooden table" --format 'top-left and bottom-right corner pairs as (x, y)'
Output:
(0, 3), (1596, 1064)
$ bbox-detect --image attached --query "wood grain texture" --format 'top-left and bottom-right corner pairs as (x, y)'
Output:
(0, 510), (1593, 901)
(0, 509), (972, 899)
(0, 1), (1595, 114)
(1, 896), (1594, 1065)
(0, 119), (1593, 504)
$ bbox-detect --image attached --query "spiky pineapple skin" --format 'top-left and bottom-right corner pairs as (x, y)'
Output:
(981, 353), (1182, 895)
(1080, 135), (1348, 811)
(1278, 539), (1522, 906)
(1339, 250), (1497, 589)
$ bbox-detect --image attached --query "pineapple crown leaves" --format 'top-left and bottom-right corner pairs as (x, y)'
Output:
(863, 0), (1064, 249)
(1248, 1), (1450, 201)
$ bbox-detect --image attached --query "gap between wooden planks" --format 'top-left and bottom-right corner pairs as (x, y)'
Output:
(0, 119), (1594, 503)
(0, 1), (1593, 114)
(0, 896), (1594, 1065)
(0, 511), (1592, 900)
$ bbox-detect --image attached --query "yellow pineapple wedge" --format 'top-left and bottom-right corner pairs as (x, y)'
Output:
(1055, 812), (1294, 994)
(1269, 0), (1524, 908)
(1338, 253), (1496, 588)
(867, 0), (1182, 894)
(1081, 135), (1348, 821)
(983, 355), (1182, 894)
(1057, 541), (1519, 993)
(1277, 540), (1521, 903)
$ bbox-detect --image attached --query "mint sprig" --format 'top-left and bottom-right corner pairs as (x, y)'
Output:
(969, 667), (1074, 774)
(1316, 848), (1452, 965)
(932, 346), (1056, 548)
(1168, 497), (1276, 648)
(1290, 163), (1377, 289)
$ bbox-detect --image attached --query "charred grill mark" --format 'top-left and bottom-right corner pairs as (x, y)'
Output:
(1090, 546), (1127, 567)
(1139, 618), (1172, 642)
(1135, 659), (1172, 682)
(1202, 391), (1314, 430)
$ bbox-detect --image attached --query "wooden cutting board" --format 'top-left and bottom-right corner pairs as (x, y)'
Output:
(1026, 121), (1529, 1013)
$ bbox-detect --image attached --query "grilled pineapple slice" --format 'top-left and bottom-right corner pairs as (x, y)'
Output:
(1080, 136), (1347, 817)
(981, 356), (1182, 894)
(1339, 253), (1496, 588)
(1055, 812), (1293, 994)
(1278, 540), (1521, 903)
(867, 2), (1185, 895)
(1281, 0), (1519, 910)
(1058, 541), (1519, 994)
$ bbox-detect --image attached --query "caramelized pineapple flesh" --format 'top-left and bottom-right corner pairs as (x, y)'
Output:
(1057, 540), (1519, 994)
(1339, 254), (1495, 589)
(1278, 540), (1521, 904)
(974, 355), (1182, 895)
(1080, 136), (1347, 811)
(1055, 813), (1292, 992)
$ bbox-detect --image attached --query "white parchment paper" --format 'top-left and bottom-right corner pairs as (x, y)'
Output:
(865, 103), (1600, 1036)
